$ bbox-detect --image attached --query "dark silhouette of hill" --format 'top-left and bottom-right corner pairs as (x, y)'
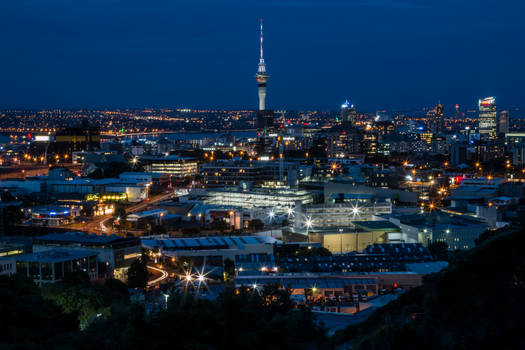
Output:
(332, 224), (525, 349)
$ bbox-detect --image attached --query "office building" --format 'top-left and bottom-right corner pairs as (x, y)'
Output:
(340, 100), (357, 126)
(428, 103), (444, 134)
(478, 97), (497, 139)
(140, 155), (198, 178)
(53, 122), (101, 154)
(499, 110), (509, 134)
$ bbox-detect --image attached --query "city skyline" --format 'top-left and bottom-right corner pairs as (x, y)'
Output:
(0, 1), (524, 111)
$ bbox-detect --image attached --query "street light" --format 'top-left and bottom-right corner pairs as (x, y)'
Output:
(163, 294), (169, 310)
(305, 218), (313, 229)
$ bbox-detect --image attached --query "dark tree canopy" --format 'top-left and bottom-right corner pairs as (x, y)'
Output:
(127, 254), (148, 289)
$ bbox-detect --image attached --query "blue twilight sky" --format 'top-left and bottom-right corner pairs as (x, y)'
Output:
(0, 0), (524, 112)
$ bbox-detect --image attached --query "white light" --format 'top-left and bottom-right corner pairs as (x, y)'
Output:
(197, 274), (205, 282)
(305, 218), (313, 229)
(185, 274), (192, 281)
(287, 207), (294, 216)
(253, 284), (257, 289)
(269, 211), (275, 218)
(352, 207), (359, 215)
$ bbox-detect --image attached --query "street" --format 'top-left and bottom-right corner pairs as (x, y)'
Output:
(80, 190), (175, 235)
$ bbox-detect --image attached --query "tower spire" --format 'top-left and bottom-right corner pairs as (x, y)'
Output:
(255, 18), (269, 111)
(260, 18), (264, 61)
(258, 18), (266, 73)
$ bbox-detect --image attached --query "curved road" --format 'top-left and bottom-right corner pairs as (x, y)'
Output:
(81, 190), (175, 235)
(147, 265), (169, 286)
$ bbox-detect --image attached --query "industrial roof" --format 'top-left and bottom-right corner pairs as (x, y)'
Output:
(353, 221), (400, 232)
(235, 276), (377, 289)
(141, 235), (280, 251)
(35, 232), (129, 245)
(16, 249), (97, 263)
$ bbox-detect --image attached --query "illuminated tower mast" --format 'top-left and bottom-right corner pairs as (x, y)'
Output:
(256, 19), (269, 111)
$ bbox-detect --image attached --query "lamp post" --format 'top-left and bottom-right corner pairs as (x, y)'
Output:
(269, 210), (275, 237)
(163, 294), (169, 310)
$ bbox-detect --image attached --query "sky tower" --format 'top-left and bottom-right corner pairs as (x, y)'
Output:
(255, 19), (274, 136)
(256, 18), (269, 111)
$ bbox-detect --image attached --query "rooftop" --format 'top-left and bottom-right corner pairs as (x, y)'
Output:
(141, 235), (280, 251)
(15, 248), (97, 263)
(353, 221), (401, 232)
(34, 232), (134, 245)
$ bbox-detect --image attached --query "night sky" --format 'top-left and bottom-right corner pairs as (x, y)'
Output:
(0, 0), (524, 111)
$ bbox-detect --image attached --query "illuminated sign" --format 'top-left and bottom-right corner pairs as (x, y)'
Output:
(34, 135), (51, 142)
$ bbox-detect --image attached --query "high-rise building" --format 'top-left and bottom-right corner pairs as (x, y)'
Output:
(255, 19), (274, 135)
(427, 103), (444, 134)
(454, 104), (460, 120)
(340, 100), (356, 126)
(478, 97), (497, 139)
(499, 110), (509, 134)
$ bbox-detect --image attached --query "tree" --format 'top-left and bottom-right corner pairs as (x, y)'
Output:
(81, 203), (95, 217)
(151, 224), (167, 235)
(428, 241), (449, 260)
(3, 205), (25, 235)
(113, 205), (127, 221)
(223, 258), (235, 281)
(210, 218), (229, 232)
(127, 254), (148, 288)
(248, 219), (264, 231)
(332, 224), (525, 350)
(1, 190), (15, 202)
(113, 205), (131, 233)
(0, 275), (78, 348)
(181, 227), (200, 236)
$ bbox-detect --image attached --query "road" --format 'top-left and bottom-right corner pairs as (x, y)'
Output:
(81, 190), (175, 235)
(147, 265), (169, 286)
(0, 163), (82, 180)
(0, 165), (48, 179)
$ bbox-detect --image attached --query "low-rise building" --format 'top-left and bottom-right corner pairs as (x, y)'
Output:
(389, 210), (488, 250)
(30, 206), (80, 226)
(293, 200), (392, 228)
(33, 232), (142, 281)
(14, 249), (99, 286)
(204, 185), (313, 212)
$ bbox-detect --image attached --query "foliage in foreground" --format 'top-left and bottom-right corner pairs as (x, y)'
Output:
(0, 276), (327, 350)
(332, 224), (525, 350)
